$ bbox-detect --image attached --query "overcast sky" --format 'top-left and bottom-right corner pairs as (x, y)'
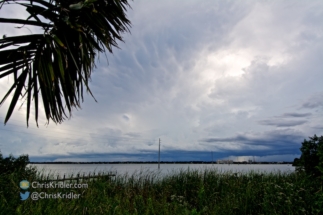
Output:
(0, 0), (322, 162)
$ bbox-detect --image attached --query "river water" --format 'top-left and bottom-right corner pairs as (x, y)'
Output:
(28, 163), (295, 178)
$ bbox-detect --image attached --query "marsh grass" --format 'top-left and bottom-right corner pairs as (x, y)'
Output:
(1, 168), (322, 214)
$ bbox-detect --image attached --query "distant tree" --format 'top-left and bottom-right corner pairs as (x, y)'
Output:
(0, 0), (132, 126)
(293, 134), (323, 178)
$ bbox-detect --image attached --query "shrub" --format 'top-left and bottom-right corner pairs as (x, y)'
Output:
(292, 135), (323, 178)
(0, 151), (37, 213)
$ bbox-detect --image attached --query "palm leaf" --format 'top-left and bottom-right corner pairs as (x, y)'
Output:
(4, 69), (28, 123)
(0, 18), (53, 28)
(0, 0), (132, 126)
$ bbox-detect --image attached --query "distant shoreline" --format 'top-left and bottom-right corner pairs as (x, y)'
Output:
(28, 161), (294, 165)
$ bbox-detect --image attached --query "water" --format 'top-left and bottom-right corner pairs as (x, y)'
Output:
(28, 163), (295, 178)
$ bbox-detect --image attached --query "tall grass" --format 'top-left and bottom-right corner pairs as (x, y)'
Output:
(0, 168), (322, 214)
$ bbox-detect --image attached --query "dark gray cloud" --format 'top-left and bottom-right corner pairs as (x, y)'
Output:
(122, 115), (130, 121)
(258, 119), (307, 127)
(301, 93), (323, 109)
(200, 129), (304, 156)
(280, 113), (312, 118)
(201, 130), (302, 145)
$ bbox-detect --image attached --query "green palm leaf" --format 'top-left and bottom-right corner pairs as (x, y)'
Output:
(0, 0), (132, 126)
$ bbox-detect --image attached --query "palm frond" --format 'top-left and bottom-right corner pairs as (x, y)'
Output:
(0, 0), (132, 126)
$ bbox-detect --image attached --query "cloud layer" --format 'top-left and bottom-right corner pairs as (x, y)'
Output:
(0, 0), (322, 162)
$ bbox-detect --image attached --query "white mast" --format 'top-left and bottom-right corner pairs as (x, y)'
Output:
(158, 138), (160, 169)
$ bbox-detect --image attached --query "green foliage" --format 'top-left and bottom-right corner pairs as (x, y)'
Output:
(0, 151), (37, 214)
(1, 152), (27, 174)
(292, 135), (323, 213)
(0, 0), (132, 126)
(0, 166), (322, 214)
(0, 150), (36, 176)
(293, 134), (323, 178)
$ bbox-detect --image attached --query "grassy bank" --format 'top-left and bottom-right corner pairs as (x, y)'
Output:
(1, 168), (322, 214)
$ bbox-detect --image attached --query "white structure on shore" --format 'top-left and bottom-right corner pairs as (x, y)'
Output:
(217, 160), (233, 164)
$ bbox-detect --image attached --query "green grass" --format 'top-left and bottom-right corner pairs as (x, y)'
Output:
(1, 168), (322, 215)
